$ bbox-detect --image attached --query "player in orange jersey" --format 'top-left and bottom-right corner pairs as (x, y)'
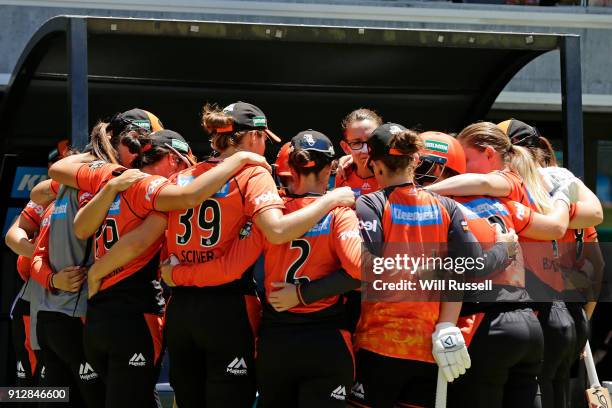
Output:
(349, 123), (516, 408)
(163, 130), (362, 407)
(424, 121), (602, 408)
(334, 108), (383, 333)
(335, 108), (383, 197)
(45, 129), (272, 407)
(500, 119), (604, 408)
(416, 131), (544, 408)
(161, 102), (355, 408)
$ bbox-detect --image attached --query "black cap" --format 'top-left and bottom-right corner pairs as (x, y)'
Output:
(107, 108), (164, 137)
(148, 130), (195, 166)
(291, 130), (335, 158)
(220, 101), (281, 142)
(504, 118), (541, 148)
(367, 122), (408, 159)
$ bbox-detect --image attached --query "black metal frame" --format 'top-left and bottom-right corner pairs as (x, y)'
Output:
(1, 16), (585, 176)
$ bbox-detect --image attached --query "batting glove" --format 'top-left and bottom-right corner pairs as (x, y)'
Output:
(432, 322), (471, 382)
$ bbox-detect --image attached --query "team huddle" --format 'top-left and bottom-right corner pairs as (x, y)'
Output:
(5, 102), (604, 408)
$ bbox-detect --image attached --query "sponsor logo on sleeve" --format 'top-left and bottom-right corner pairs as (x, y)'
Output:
(304, 213), (333, 237)
(26, 201), (45, 216)
(108, 195), (121, 215)
(177, 175), (195, 187)
(145, 178), (165, 202)
(339, 229), (360, 240)
(213, 181), (230, 198)
(253, 191), (282, 206)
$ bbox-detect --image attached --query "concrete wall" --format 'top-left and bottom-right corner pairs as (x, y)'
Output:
(0, 1), (611, 107)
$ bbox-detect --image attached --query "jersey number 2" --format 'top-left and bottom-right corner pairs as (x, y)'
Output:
(285, 239), (311, 284)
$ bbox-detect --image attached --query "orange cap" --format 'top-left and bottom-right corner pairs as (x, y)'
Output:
(419, 131), (466, 174)
(274, 142), (292, 177)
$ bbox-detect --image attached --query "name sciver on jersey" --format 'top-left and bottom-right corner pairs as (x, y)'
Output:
(178, 249), (215, 263)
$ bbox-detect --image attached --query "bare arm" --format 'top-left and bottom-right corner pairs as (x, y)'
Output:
(73, 169), (147, 240)
(569, 181), (603, 229)
(87, 214), (167, 298)
(425, 173), (511, 197)
(48, 152), (96, 187)
(5, 215), (38, 257)
(253, 187), (355, 245)
(30, 179), (57, 206)
(520, 200), (569, 240)
(438, 301), (462, 325)
(154, 152), (271, 211)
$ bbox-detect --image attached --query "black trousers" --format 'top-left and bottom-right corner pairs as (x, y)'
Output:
(165, 291), (259, 408)
(348, 348), (437, 408)
(534, 301), (577, 408)
(257, 325), (354, 408)
(83, 312), (163, 408)
(449, 307), (544, 408)
(37, 311), (105, 408)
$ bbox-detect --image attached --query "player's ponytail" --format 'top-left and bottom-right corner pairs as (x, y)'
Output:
(201, 103), (255, 152)
(89, 121), (119, 164)
(508, 145), (552, 213)
(288, 148), (335, 177)
(377, 129), (423, 174)
(128, 130), (175, 170)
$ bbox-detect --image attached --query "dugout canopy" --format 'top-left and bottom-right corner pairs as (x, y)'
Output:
(0, 16), (584, 175)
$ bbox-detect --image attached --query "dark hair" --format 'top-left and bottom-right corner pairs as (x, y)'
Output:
(120, 129), (170, 169)
(341, 108), (383, 133)
(516, 135), (558, 168)
(376, 129), (423, 173)
(288, 149), (335, 177)
(201, 103), (263, 152)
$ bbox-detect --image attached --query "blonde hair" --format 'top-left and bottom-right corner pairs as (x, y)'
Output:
(457, 122), (552, 213)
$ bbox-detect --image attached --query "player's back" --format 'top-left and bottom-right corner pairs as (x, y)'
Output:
(166, 159), (284, 291)
(263, 195), (361, 318)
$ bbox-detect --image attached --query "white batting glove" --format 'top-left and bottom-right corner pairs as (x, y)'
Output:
(432, 322), (471, 383)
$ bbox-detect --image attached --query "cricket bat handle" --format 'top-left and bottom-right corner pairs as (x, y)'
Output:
(436, 369), (447, 408)
(584, 340), (601, 388)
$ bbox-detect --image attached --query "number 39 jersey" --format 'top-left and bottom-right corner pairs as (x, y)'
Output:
(75, 161), (170, 295)
(165, 159), (284, 283)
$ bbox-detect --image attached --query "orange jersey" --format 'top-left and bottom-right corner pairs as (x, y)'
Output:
(355, 184), (472, 363)
(75, 161), (170, 292)
(453, 196), (533, 289)
(16, 201), (46, 281)
(166, 159), (284, 287)
(496, 169), (563, 292)
(263, 195), (362, 314)
(334, 164), (379, 197)
(170, 193), (361, 329)
(557, 227), (598, 272)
